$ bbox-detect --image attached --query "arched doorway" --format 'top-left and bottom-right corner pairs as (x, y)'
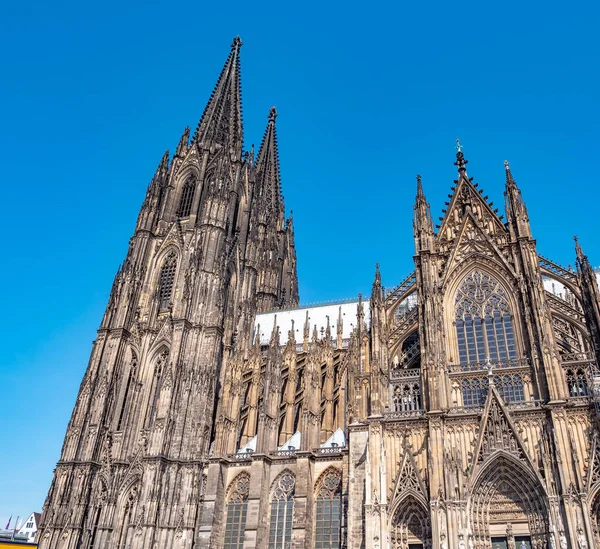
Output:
(390, 495), (431, 549)
(469, 453), (548, 549)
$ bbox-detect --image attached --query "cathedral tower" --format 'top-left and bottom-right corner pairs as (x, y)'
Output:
(37, 38), (298, 549)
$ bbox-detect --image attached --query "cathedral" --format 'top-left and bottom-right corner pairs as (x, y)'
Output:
(38, 37), (600, 549)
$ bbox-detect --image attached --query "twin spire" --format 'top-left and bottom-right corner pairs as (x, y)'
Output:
(255, 107), (284, 219)
(193, 36), (244, 153)
(191, 37), (283, 214)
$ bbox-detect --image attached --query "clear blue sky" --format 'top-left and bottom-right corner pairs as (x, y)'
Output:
(1, 0), (598, 525)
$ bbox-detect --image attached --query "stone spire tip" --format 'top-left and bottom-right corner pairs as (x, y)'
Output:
(454, 138), (468, 172)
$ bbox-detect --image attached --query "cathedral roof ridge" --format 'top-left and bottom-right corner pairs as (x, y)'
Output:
(258, 295), (365, 314)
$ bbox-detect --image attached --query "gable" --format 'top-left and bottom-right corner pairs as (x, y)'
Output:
(438, 174), (507, 246)
(443, 211), (515, 282)
(470, 384), (544, 490)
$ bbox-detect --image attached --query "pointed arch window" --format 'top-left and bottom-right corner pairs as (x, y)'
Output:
(392, 382), (422, 412)
(315, 469), (342, 548)
(455, 271), (517, 366)
(158, 252), (177, 310)
(268, 472), (295, 549)
(88, 506), (102, 549)
(116, 353), (137, 431)
(117, 488), (137, 549)
(565, 367), (589, 397)
(224, 473), (250, 549)
(176, 175), (196, 218)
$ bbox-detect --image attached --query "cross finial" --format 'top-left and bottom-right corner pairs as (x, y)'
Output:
(454, 139), (468, 171)
(268, 106), (278, 121)
(504, 160), (510, 169)
(231, 36), (243, 49)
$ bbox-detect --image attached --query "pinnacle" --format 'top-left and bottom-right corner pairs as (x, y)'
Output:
(454, 138), (468, 173)
(372, 263), (382, 291)
(176, 127), (191, 157)
(416, 174), (424, 199)
(504, 159), (517, 188)
(158, 149), (169, 171)
(575, 235), (585, 262)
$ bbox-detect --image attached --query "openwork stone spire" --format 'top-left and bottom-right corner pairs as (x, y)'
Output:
(503, 160), (532, 239)
(255, 107), (283, 221)
(575, 235), (590, 268)
(193, 36), (243, 154)
(413, 174), (434, 252)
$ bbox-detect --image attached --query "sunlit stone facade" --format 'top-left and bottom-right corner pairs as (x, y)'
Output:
(38, 39), (600, 549)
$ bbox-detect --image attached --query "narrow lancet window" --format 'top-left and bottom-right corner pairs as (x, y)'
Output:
(176, 175), (195, 218)
(224, 473), (250, 549)
(158, 252), (177, 310)
(268, 472), (295, 549)
(315, 469), (342, 548)
(147, 349), (168, 427)
(88, 506), (102, 549)
(116, 353), (137, 431)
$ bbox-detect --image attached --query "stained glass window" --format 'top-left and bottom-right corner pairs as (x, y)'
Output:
(315, 469), (342, 548)
(461, 374), (525, 407)
(158, 252), (177, 310)
(224, 474), (250, 549)
(455, 271), (517, 365)
(268, 472), (295, 549)
(461, 378), (488, 407)
(496, 374), (525, 403)
(176, 175), (195, 218)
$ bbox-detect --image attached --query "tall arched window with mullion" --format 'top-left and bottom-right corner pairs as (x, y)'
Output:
(88, 506), (102, 549)
(224, 473), (250, 549)
(315, 468), (342, 549)
(158, 252), (177, 310)
(269, 472), (295, 549)
(116, 352), (137, 431)
(455, 271), (517, 367)
(176, 175), (196, 218)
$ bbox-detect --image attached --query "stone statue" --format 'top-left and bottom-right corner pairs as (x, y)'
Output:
(458, 533), (466, 549)
(440, 532), (448, 549)
(577, 529), (588, 549)
(549, 531), (556, 549)
(559, 531), (568, 549)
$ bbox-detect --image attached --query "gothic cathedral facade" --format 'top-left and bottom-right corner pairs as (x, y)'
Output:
(38, 38), (600, 549)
